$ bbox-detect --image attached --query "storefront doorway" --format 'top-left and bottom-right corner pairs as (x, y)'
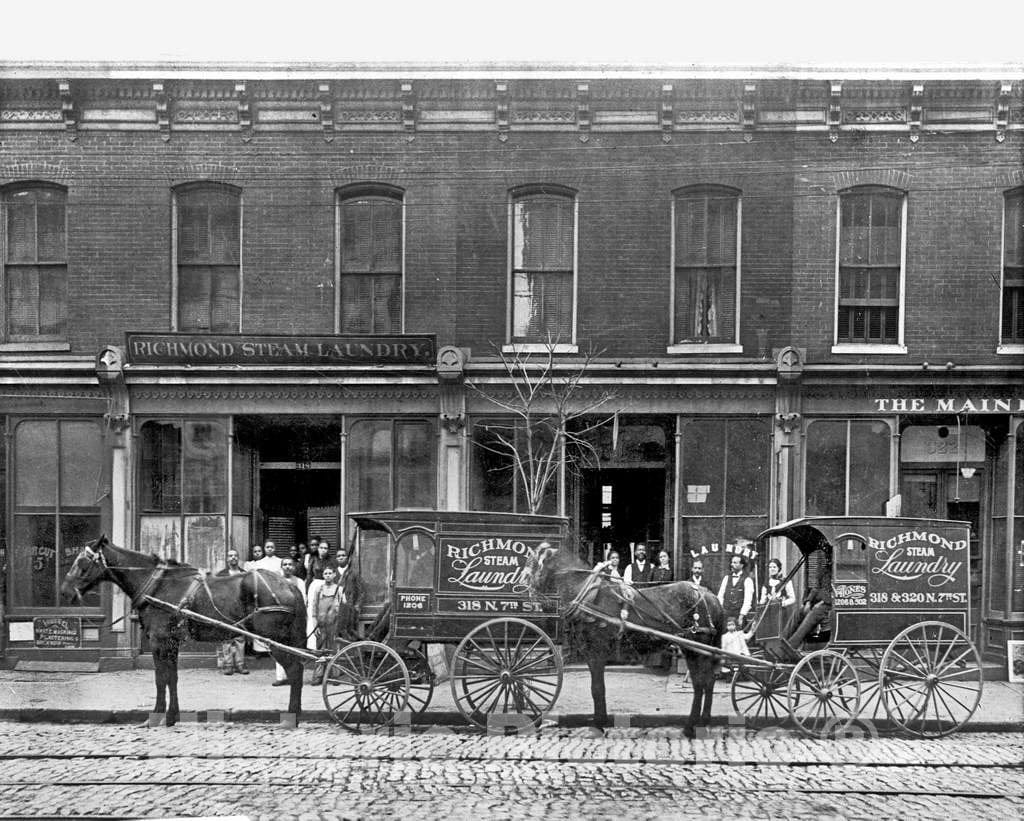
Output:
(900, 469), (983, 646)
(579, 468), (666, 569)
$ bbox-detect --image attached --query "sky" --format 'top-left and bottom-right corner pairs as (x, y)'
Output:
(3, 1), (1023, 69)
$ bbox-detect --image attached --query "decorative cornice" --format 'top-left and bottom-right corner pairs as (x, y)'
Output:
(742, 82), (757, 142)
(58, 79), (77, 140)
(132, 387), (430, 402)
(318, 82), (334, 142)
(576, 82), (590, 142)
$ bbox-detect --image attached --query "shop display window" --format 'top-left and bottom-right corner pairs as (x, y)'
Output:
(805, 419), (891, 516)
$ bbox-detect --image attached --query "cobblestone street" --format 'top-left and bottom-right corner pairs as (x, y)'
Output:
(0, 722), (1020, 820)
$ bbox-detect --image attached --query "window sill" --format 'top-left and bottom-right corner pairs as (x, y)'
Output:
(0, 340), (71, 353)
(830, 343), (907, 355)
(667, 343), (743, 355)
(502, 343), (579, 354)
(996, 344), (1024, 355)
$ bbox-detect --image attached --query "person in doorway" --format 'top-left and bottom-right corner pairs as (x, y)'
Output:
(309, 563), (343, 686)
(254, 540), (283, 575)
(594, 549), (621, 579)
(243, 544), (263, 571)
(289, 545), (307, 581)
(650, 550), (672, 584)
(273, 555), (307, 686)
(306, 540), (331, 590)
(760, 558), (796, 608)
(717, 555), (755, 630)
(622, 543), (654, 587)
(333, 546), (365, 642)
(686, 559), (709, 590)
(214, 549), (248, 676)
(784, 561), (834, 649)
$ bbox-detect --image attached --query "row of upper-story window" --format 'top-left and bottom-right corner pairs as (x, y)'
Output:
(3, 181), (1024, 352)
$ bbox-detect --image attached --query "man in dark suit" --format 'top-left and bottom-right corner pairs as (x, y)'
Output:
(622, 543), (654, 588)
(784, 562), (834, 648)
(333, 546), (366, 642)
(686, 559), (709, 589)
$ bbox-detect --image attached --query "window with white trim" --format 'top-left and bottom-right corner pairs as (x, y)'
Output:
(836, 186), (905, 346)
(174, 183), (241, 333)
(1002, 188), (1024, 344)
(337, 186), (403, 334)
(2, 184), (68, 341)
(510, 187), (576, 344)
(673, 186), (739, 344)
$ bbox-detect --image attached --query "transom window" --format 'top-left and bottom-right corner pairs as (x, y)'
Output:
(2, 184), (68, 341)
(837, 186), (905, 345)
(510, 188), (576, 344)
(174, 184), (241, 333)
(673, 187), (739, 343)
(338, 187), (403, 334)
(1002, 188), (1024, 344)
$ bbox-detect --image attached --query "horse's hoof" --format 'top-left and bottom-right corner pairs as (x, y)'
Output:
(683, 726), (696, 740)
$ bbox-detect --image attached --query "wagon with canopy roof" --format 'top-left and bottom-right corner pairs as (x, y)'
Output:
(319, 509), (568, 732)
(726, 515), (984, 737)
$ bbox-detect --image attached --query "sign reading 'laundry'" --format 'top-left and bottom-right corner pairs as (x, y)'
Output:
(125, 333), (436, 366)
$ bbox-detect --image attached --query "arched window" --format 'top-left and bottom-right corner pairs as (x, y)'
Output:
(836, 186), (905, 347)
(2, 183), (68, 340)
(672, 186), (740, 344)
(337, 186), (403, 334)
(509, 186), (576, 345)
(173, 183), (241, 333)
(1002, 187), (1024, 344)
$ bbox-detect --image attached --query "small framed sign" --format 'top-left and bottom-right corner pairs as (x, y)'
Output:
(33, 616), (82, 649)
(1009, 640), (1024, 684)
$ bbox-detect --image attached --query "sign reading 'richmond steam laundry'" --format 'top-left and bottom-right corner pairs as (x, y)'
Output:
(125, 333), (436, 366)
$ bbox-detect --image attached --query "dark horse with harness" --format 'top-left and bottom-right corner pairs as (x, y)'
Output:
(61, 536), (307, 726)
(529, 543), (724, 737)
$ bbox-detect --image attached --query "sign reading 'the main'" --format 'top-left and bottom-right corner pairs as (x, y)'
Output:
(125, 333), (436, 366)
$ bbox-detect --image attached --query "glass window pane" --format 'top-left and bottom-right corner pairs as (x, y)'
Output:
(675, 196), (708, 266)
(371, 199), (402, 272)
(60, 421), (104, 507)
(210, 266), (239, 332)
(726, 419), (769, 514)
(347, 420), (392, 511)
(1004, 192), (1023, 267)
(514, 195), (573, 271)
(11, 514), (56, 607)
(209, 205), (240, 263)
(59, 514), (101, 606)
(7, 266), (40, 336)
(805, 421), (847, 515)
(5, 199), (36, 262)
(341, 199), (374, 272)
(371, 274), (401, 333)
(470, 420), (515, 512)
(140, 421), (182, 514)
(178, 205), (207, 262)
(358, 529), (390, 606)
(15, 420), (57, 506)
(395, 421), (436, 508)
(36, 202), (66, 261)
(182, 421), (226, 513)
(341, 273), (373, 333)
(849, 421), (891, 515)
(38, 266), (67, 336)
(512, 271), (572, 342)
(681, 420), (725, 515)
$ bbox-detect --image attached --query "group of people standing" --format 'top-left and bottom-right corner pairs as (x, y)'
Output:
(215, 537), (365, 685)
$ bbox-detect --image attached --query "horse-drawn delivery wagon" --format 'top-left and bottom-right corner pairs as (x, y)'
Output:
(728, 516), (983, 738)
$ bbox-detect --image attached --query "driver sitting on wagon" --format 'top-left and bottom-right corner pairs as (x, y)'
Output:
(783, 560), (833, 649)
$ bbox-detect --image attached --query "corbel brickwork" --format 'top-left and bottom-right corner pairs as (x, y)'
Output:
(236, 82), (252, 142)
(828, 80), (842, 142)
(742, 82), (757, 142)
(154, 82), (170, 141)
(58, 80), (77, 141)
(576, 82), (590, 142)
(661, 83), (674, 142)
(909, 83), (924, 142)
(318, 83), (334, 142)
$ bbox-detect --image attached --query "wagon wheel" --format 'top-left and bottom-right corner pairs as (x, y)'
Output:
(787, 649), (862, 738)
(449, 617), (563, 731)
(322, 641), (410, 733)
(879, 621), (983, 738)
(731, 665), (791, 723)
(401, 645), (435, 715)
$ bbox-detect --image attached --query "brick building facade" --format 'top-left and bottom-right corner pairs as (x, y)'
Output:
(0, 64), (1021, 669)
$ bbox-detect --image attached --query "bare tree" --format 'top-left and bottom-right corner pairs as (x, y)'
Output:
(466, 342), (618, 515)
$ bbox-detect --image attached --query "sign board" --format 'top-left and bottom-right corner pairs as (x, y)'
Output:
(901, 425), (985, 463)
(33, 616), (82, 649)
(125, 333), (436, 366)
(438, 536), (539, 596)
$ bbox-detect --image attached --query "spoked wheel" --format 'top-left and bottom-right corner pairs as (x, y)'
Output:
(401, 646), (436, 715)
(322, 641), (410, 733)
(879, 621), (983, 738)
(449, 617), (563, 731)
(731, 665), (791, 723)
(787, 649), (862, 738)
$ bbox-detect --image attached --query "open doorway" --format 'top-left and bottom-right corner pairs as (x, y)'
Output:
(579, 468), (666, 570)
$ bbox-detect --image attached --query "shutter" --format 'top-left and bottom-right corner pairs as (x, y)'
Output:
(342, 199), (373, 272)
(38, 265), (67, 336)
(210, 204), (240, 264)
(517, 195), (572, 271)
(675, 195), (707, 266)
(306, 506), (341, 556)
(6, 201), (35, 263)
(36, 201), (66, 262)
(371, 199), (402, 273)
(178, 267), (211, 331)
(210, 266), (239, 332)
(372, 274), (401, 333)
(7, 265), (39, 336)
(177, 205), (206, 263)
(341, 274), (373, 333)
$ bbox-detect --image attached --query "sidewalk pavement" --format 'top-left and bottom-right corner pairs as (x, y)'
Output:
(1, 660), (1021, 731)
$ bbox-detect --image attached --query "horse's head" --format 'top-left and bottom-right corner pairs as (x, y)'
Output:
(60, 535), (111, 603)
(525, 540), (563, 597)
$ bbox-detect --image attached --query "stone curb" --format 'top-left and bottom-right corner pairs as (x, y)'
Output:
(1, 708), (1020, 733)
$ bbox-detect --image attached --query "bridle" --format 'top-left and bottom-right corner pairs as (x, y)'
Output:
(67, 543), (109, 602)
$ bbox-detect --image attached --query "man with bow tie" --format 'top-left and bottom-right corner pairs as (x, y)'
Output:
(717, 554), (754, 630)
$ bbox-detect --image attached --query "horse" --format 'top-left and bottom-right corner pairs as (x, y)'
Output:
(61, 535), (307, 726)
(529, 544), (724, 737)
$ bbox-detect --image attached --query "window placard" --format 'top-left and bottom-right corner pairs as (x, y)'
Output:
(33, 616), (81, 648)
